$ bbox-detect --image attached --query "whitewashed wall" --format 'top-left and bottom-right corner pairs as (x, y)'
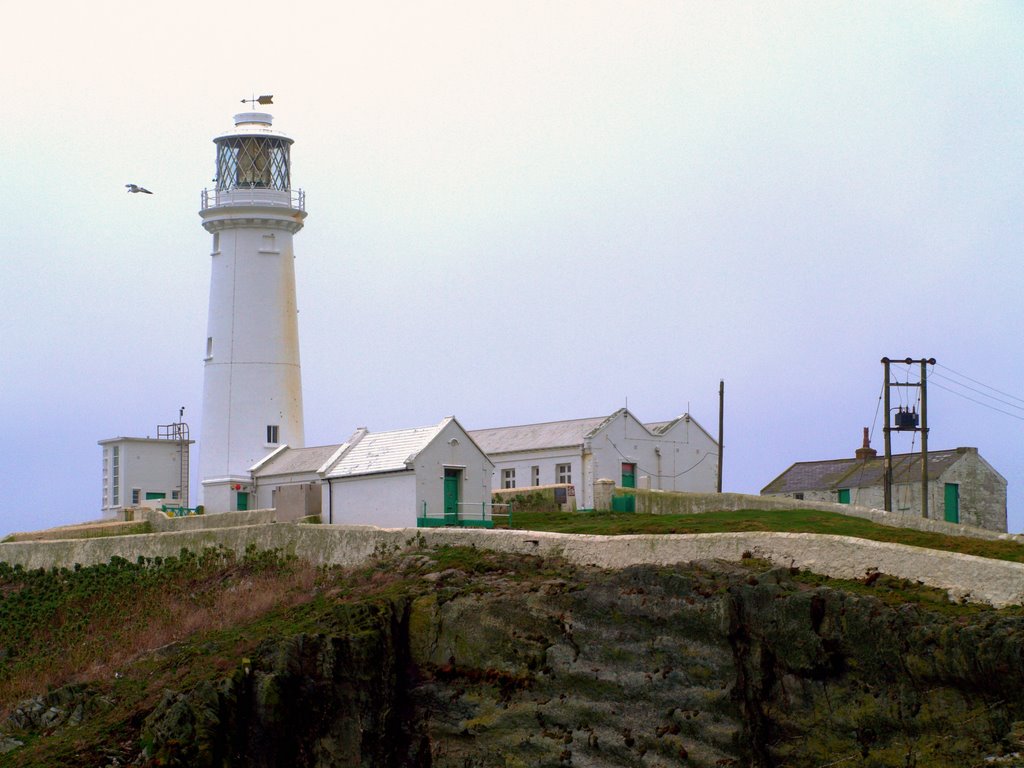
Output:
(488, 448), (580, 493)
(586, 412), (718, 505)
(325, 472), (416, 528)
(100, 439), (188, 516)
(485, 414), (718, 509)
(414, 419), (494, 519)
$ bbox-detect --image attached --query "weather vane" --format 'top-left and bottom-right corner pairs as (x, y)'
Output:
(241, 93), (274, 108)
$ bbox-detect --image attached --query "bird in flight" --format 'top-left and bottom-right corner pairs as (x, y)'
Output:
(125, 184), (153, 194)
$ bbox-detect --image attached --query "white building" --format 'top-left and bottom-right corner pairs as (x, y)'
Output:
(99, 427), (193, 516)
(321, 417), (494, 528)
(199, 111), (307, 513)
(469, 408), (719, 510)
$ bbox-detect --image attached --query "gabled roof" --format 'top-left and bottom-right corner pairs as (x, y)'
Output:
(251, 444), (346, 477)
(469, 416), (611, 454)
(324, 417), (456, 479)
(469, 408), (701, 455)
(761, 448), (975, 495)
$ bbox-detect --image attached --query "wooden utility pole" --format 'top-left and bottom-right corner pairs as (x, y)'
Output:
(880, 357), (936, 516)
(920, 358), (930, 519)
(883, 358), (892, 512)
(717, 380), (724, 493)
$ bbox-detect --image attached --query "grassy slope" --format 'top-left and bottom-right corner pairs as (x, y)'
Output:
(508, 507), (1024, 564)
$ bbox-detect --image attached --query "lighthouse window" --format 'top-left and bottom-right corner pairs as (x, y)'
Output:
(259, 233), (278, 253)
(266, 425), (279, 445)
(206, 337), (213, 360)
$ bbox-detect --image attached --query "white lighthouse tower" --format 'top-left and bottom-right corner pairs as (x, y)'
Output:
(199, 110), (307, 512)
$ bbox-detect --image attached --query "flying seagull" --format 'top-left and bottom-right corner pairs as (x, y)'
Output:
(125, 184), (153, 194)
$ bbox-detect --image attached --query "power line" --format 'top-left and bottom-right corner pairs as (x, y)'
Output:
(931, 371), (1024, 413)
(929, 379), (1024, 422)
(935, 363), (1024, 406)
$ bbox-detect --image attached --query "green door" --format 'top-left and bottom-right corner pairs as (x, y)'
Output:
(616, 463), (636, 512)
(944, 483), (959, 523)
(145, 492), (166, 501)
(236, 491), (248, 511)
(618, 462), (634, 487)
(837, 488), (851, 504)
(444, 469), (460, 525)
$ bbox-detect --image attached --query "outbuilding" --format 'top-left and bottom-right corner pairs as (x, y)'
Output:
(321, 417), (495, 528)
(760, 433), (1007, 532)
(99, 427), (193, 516)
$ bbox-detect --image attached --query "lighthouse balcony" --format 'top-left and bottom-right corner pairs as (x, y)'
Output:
(201, 187), (305, 212)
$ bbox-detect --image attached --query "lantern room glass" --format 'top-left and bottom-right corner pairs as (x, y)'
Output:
(214, 136), (291, 191)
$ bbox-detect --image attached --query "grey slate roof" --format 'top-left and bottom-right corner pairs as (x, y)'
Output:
(252, 444), (345, 477)
(761, 448), (970, 495)
(469, 416), (610, 454)
(469, 409), (695, 455)
(324, 419), (451, 479)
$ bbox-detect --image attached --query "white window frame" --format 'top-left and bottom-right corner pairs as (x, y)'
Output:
(502, 468), (516, 489)
(266, 424), (279, 445)
(531, 465), (540, 486)
(556, 463), (572, 485)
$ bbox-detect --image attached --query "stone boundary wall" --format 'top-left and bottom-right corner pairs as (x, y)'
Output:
(4, 509), (284, 543)
(0, 524), (1022, 608)
(136, 507), (280, 533)
(2, 520), (149, 543)
(627, 489), (1024, 543)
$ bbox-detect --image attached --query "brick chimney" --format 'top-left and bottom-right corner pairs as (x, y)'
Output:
(855, 427), (877, 461)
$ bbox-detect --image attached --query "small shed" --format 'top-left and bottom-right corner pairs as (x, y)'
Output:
(320, 417), (494, 528)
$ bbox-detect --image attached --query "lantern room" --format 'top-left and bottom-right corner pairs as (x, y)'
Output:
(213, 112), (293, 191)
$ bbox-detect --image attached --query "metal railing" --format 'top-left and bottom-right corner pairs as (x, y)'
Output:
(201, 187), (305, 211)
(161, 504), (203, 517)
(416, 501), (512, 529)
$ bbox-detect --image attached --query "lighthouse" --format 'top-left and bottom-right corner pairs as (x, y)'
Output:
(199, 110), (307, 512)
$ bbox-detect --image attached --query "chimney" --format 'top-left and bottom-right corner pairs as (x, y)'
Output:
(855, 427), (877, 461)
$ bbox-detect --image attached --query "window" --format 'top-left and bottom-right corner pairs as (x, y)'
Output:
(531, 466), (540, 486)
(212, 232), (220, 253)
(556, 463), (572, 485)
(206, 337), (213, 359)
(267, 425), (279, 445)
(131, 488), (140, 505)
(837, 488), (851, 504)
(171, 490), (180, 500)
(502, 468), (516, 489)
(794, 492), (804, 500)
(111, 447), (120, 506)
(259, 233), (278, 253)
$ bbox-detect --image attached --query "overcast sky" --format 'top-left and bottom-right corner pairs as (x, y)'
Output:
(2, 2), (1022, 536)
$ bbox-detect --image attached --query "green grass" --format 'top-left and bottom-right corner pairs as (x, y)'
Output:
(508, 508), (1024, 564)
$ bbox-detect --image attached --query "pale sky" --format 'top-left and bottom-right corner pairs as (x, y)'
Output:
(2, 2), (1022, 535)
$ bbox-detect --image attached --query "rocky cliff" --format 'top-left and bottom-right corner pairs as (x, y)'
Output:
(4, 548), (1024, 767)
